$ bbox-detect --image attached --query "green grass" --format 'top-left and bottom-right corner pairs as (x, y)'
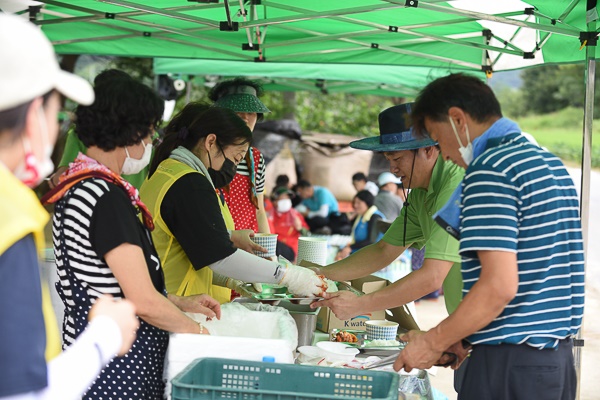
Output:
(513, 108), (600, 168)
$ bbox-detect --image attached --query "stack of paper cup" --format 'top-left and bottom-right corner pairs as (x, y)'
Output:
(251, 233), (278, 258)
(297, 237), (328, 265)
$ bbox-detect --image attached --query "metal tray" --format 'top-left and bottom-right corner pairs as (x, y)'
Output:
(238, 284), (323, 305)
(235, 280), (364, 312)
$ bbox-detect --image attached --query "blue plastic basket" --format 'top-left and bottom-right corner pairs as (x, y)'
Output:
(172, 358), (399, 400)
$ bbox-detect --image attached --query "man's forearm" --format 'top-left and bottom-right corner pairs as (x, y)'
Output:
(362, 259), (452, 313)
(322, 241), (403, 281)
(424, 252), (518, 352)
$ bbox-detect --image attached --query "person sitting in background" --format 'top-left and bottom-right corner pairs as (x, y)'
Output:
(265, 174), (294, 217)
(352, 172), (379, 196)
(268, 186), (309, 261)
(48, 69), (155, 189)
(336, 190), (385, 260)
(275, 174), (291, 189)
(279, 176), (304, 209)
(374, 172), (404, 221)
(295, 179), (350, 235)
(0, 15), (139, 400)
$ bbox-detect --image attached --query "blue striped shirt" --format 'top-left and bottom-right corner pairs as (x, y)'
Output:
(460, 132), (584, 349)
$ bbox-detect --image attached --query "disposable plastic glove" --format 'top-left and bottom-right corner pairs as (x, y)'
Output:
(279, 264), (327, 297)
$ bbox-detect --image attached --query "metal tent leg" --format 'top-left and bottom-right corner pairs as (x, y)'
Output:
(576, 40), (595, 400)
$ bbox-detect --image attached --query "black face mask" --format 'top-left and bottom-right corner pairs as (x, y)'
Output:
(208, 157), (237, 188)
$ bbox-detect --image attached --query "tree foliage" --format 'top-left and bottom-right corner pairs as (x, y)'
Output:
(496, 63), (600, 121)
(174, 82), (396, 136)
(262, 91), (396, 136)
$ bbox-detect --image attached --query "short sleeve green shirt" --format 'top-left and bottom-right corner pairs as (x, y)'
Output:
(382, 155), (465, 313)
(58, 130), (151, 190)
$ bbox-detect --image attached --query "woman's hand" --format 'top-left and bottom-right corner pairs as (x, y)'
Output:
(280, 264), (328, 297)
(231, 229), (266, 254)
(168, 293), (221, 320)
(88, 295), (139, 356)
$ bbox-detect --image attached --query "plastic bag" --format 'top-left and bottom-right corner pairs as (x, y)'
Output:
(398, 369), (434, 400)
(186, 302), (298, 351)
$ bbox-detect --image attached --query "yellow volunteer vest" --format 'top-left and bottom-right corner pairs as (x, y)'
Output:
(140, 158), (232, 304)
(0, 166), (61, 360)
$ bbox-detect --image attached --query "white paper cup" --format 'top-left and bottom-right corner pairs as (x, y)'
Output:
(297, 237), (328, 265)
(365, 320), (399, 341)
(251, 233), (278, 258)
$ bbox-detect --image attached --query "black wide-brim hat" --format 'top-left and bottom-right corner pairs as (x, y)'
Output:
(350, 103), (437, 152)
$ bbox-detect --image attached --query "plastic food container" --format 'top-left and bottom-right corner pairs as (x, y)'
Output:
(297, 345), (324, 363)
(316, 341), (360, 363)
(251, 233), (278, 258)
(365, 320), (399, 341)
(171, 358), (399, 400)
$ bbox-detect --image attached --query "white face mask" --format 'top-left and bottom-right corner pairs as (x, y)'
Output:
(448, 116), (473, 165)
(14, 106), (54, 188)
(276, 198), (293, 213)
(122, 140), (152, 175)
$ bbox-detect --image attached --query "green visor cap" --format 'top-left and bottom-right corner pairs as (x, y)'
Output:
(214, 85), (270, 114)
(350, 103), (437, 152)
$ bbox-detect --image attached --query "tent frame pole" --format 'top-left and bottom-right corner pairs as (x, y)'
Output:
(577, 30), (595, 400)
(385, 0), (580, 37)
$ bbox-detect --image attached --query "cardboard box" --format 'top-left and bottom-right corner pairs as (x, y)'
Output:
(316, 275), (420, 333)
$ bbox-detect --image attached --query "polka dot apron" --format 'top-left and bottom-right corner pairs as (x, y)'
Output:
(55, 186), (169, 400)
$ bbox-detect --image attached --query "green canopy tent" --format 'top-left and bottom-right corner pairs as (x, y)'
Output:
(1, 0), (596, 396)
(11, 0), (592, 69)
(154, 59), (482, 97)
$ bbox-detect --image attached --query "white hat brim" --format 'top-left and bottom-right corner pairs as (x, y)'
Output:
(55, 69), (94, 106)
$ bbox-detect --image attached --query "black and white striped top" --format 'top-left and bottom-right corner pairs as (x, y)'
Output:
(52, 178), (163, 345)
(236, 147), (266, 194)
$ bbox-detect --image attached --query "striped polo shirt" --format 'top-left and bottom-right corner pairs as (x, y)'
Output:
(460, 132), (584, 349)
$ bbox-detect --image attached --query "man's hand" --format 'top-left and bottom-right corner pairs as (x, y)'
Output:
(169, 294), (221, 320)
(88, 295), (139, 356)
(445, 340), (472, 370)
(310, 291), (362, 319)
(393, 330), (442, 373)
(230, 229), (267, 254)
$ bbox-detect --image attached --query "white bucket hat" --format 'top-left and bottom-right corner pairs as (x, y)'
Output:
(0, 13), (94, 111)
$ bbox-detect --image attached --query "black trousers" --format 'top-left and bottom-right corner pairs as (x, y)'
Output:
(305, 216), (328, 232)
(459, 339), (576, 400)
